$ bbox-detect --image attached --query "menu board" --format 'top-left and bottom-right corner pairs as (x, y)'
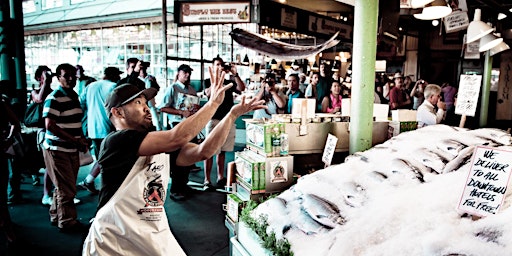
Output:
(455, 74), (482, 117)
(458, 146), (512, 217)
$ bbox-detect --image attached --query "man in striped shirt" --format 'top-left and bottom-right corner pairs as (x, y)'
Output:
(42, 63), (88, 233)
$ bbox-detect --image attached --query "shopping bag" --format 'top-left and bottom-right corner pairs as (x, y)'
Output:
(24, 102), (45, 128)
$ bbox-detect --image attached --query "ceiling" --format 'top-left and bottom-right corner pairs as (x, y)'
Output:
(277, 0), (512, 32)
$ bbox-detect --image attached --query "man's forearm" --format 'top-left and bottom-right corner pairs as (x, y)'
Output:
(170, 101), (220, 143)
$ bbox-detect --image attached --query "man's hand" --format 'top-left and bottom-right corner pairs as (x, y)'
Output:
(229, 96), (266, 117)
(208, 66), (230, 106)
(437, 100), (447, 111)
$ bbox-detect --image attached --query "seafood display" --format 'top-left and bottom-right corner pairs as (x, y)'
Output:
(229, 28), (340, 60)
(250, 125), (512, 256)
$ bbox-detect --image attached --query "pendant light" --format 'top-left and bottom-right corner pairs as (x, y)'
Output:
(479, 33), (503, 52)
(466, 9), (493, 44)
(490, 42), (510, 56)
(410, 0), (434, 9)
(413, 0), (452, 20)
(312, 61), (319, 71)
(242, 54), (250, 65)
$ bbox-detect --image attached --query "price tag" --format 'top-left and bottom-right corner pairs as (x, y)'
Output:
(322, 133), (338, 167)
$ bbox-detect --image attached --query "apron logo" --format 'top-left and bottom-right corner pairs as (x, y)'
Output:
(142, 161), (165, 207)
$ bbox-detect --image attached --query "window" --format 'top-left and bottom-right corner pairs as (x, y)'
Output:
(42, 0), (63, 10)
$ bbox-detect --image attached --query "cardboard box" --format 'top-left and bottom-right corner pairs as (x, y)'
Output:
(226, 193), (245, 223)
(234, 151), (262, 191)
(291, 98), (316, 119)
(391, 109), (417, 121)
(388, 121), (418, 138)
(245, 120), (284, 157)
(264, 155), (294, 193)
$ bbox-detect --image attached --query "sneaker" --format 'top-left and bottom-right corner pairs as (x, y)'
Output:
(78, 179), (99, 194)
(169, 192), (186, 201)
(203, 182), (215, 192)
(216, 178), (227, 188)
(59, 221), (86, 234)
(73, 198), (81, 204)
(41, 195), (52, 206)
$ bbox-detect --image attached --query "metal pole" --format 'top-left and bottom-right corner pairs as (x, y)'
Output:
(11, 0), (27, 109)
(0, 0), (11, 81)
(349, 0), (379, 154)
(162, 0), (168, 87)
(479, 50), (492, 127)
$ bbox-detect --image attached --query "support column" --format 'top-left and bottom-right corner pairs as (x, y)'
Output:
(349, 0), (379, 154)
(479, 51), (492, 127)
(10, 0), (27, 108)
(0, 0), (11, 80)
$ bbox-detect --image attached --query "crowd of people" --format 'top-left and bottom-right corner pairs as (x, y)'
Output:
(0, 57), (464, 253)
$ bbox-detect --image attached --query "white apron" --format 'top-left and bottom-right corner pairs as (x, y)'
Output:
(83, 153), (186, 256)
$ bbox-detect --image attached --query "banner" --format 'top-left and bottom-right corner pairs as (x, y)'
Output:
(179, 2), (250, 24)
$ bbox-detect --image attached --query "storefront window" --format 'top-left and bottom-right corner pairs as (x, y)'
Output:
(42, 0), (63, 10)
(22, 0), (36, 13)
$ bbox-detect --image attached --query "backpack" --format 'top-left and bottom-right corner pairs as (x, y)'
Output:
(24, 101), (45, 128)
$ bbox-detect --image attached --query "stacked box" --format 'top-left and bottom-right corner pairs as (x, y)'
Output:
(234, 151), (261, 191)
(226, 193), (245, 222)
(388, 121), (418, 138)
(245, 120), (284, 157)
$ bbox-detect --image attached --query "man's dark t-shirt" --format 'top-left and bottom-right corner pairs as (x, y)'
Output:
(205, 78), (239, 120)
(96, 129), (179, 211)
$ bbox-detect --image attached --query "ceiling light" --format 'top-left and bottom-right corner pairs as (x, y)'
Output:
(312, 61), (319, 71)
(410, 0), (434, 9)
(242, 54), (249, 65)
(498, 13), (507, 20)
(479, 33), (503, 52)
(490, 42), (510, 56)
(413, 0), (452, 20)
(467, 9), (494, 44)
(432, 20), (439, 26)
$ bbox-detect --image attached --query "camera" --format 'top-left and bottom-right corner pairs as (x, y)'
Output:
(223, 63), (231, 71)
(264, 79), (275, 86)
(141, 61), (150, 68)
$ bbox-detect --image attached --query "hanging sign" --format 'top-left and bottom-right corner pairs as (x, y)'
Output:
(455, 74), (482, 117)
(444, 11), (469, 33)
(179, 2), (250, 24)
(458, 146), (512, 217)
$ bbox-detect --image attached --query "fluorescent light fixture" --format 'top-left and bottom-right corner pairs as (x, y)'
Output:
(479, 33), (503, 52)
(467, 9), (494, 44)
(490, 42), (510, 56)
(498, 13), (507, 20)
(413, 0), (452, 20)
(411, 0), (434, 9)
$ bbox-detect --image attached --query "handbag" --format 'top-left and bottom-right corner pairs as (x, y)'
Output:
(79, 149), (94, 166)
(24, 101), (45, 128)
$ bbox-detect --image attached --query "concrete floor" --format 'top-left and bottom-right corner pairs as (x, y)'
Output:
(0, 150), (235, 256)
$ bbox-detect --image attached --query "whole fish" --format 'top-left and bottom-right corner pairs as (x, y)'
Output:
(467, 128), (512, 146)
(390, 158), (425, 183)
(230, 28), (340, 60)
(442, 145), (475, 173)
(300, 194), (345, 228)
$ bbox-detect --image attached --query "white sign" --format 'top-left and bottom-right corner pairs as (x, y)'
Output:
(180, 2), (250, 24)
(280, 8), (297, 29)
(308, 16), (352, 40)
(455, 74), (482, 117)
(458, 146), (512, 217)
(444, 11), (469, 33)
(322, 133), (338, 167)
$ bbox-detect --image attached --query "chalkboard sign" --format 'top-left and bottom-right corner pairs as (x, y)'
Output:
(322, 133), (338, 167)
(455, 74), (482, 117)
(458, 146), (512, 217)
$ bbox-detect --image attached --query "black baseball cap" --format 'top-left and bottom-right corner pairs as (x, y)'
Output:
(105, 83), (157, 117)
(178, 64), (193, 73)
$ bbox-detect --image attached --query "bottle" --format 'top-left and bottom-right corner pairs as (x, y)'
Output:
(280, 133), (288, 156)
(271, 126), (281, 157)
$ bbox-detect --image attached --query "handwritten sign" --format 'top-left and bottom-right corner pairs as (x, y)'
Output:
(444, 11), (469, 33)
(322, 133), (338, 167)
(458, 146), (512, 217)
(455, 74), (482, 117)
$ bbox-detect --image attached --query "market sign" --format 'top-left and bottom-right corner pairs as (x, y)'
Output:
(455, 74), (482, 117)
(280, 8), (297, 29)
(444, 11), (469, 33)
(458, 146), (512, 217)
(308, 16), (352, 40)
(322, 133), (338, 167)
(179, 2), (250, 24)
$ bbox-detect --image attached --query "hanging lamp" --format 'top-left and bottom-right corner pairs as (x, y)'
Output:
(490, 42), (510, 56)
(413, 0), (452, 20)
(479, 33), (503, 52)
(466, 9), (494, 44)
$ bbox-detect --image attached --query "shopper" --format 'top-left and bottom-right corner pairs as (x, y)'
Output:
(42, 63), (88, 232)
(441, 82), (457, 112)
(416, 84), (446, 128)
(77, 67), (123, 194)
(82, 67), (264, 255)
(117, 58), (146, 90)
(389, 73), (412, 110)
(253, 73), (286, 119)
(285, 73), (304, 114)
(321, 80), (343, 114)
(410, 79), (427, 110)
(315, 62), (333, 112)
(158, 64), (200, 200)
(139, 61), (162, 130)
(202, 56), (245, 191)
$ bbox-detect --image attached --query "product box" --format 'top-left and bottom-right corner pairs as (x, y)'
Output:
(243, 150), (267, 192)
(264, 155), (294, 193)
(234, 151), (261, 191)
(391, 109), (417, 121)
(245, 120), (284, 157)
(388, 121), (418, 138)
(226, 193), (245, 223)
